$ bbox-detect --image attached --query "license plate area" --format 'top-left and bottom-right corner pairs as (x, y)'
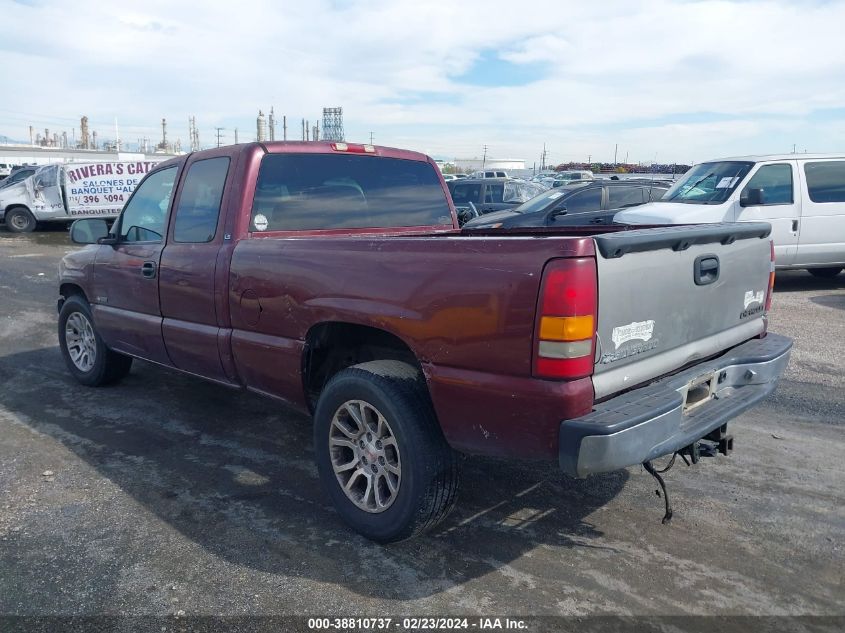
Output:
(683, 371), (717, 413)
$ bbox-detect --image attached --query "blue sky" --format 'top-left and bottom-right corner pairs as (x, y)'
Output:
(1, 0), (844, 165)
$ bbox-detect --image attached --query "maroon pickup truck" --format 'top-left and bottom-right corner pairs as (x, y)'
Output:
(58, 142), (792, 542)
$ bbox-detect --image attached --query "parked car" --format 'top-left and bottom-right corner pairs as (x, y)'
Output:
(464, 180), (669, 229)
(469, 170), (509, 179)
(615, 153), (845, 277)
(552, 170), (595, 186)
(447, 177), (546, 224)
(59, 141), (791, 542)
(441, 174), (458, 182)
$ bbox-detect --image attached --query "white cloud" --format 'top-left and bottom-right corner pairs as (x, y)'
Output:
(1, 0), (844, 163)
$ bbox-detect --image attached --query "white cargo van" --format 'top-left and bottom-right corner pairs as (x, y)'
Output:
(0, 161), (160, 232)
(615, 154), (845, 277)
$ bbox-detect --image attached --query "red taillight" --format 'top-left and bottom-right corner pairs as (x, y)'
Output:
(533, 258), (598, 380)
(765, 239), (775, 313)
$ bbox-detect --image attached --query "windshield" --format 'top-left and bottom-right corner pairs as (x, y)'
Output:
(660, 161), (753, 204)
(0, 169), (35, 189)
(510, 186), (583, 214)
(502, 180), (546, 203)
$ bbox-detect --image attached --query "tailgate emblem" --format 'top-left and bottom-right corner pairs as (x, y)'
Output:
(744, 289), (764, 309)
(612, 320), (655, 350)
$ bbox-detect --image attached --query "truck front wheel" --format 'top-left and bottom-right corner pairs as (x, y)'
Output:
(58, 296), (133, 386)
(314, 360), (460, 543)
(5, 207), (37, 233)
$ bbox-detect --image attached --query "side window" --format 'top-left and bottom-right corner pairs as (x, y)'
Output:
(450, 183), (481, 204)
(173, 157), (230, 242)
(485, 184), (504, 203)
(561, 188), (602, 214)
(608, 186), (647, 208)
(742, 164), (794, 205)
(804, 161), (845, 203)
(119, 167), (177, 243)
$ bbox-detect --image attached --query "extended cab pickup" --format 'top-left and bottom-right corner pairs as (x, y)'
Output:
(59, 142), (792, 542)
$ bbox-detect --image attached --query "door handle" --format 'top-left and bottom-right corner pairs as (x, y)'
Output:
(141, 261), (157, 279)
(694, 254), (720, 286)
(791, 219), (799, 232)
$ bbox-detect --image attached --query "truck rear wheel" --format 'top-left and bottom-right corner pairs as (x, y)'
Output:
(5, 207), (36, 233)
(314, 360), (460, 543)
(58, 295), (133, 387)
(808, 267), (843, 278)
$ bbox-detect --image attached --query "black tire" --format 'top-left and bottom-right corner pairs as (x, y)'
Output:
(808, 267), (843, 278)
(58, 295), (133, 387)
(5, 207), (36, 233)
(314, 360), (460, 543)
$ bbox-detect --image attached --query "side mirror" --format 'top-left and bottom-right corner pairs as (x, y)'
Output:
(740, 187), (765, 207)
(546, 205), (568, 223)
(69, 218), (110, 244)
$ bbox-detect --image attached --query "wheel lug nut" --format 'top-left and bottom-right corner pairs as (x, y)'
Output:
(375, 440), (383, 449)
(370, 464), (378, 474)
(367, 432), (373, 442)
(359, 439), (365, 448)
(378, 456), (385, 465)
(361, 456), (368, 465)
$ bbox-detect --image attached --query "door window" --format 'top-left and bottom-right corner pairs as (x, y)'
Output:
(173, 157), (230, 242)
(449, 183), (481, 204)
(742, 164), (794, 205)
(119, 167), (177, 243)
(484, 184), (504, 203)
(608, 186), (647, 208)
(804, 161), (845, 203)
(560, 188), (602, 213)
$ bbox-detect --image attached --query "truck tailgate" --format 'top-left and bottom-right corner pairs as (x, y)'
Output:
(591, 222), (773, 400)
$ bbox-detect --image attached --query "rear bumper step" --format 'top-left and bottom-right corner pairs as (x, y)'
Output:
(559, 333), (792, 477)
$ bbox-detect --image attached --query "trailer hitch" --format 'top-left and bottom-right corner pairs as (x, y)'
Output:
(644, 425), (734, 524)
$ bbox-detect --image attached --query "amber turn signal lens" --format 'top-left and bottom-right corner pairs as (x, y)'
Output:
(539, 315), (594, 341)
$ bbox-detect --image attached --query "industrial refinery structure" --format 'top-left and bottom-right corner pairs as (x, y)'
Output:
(0, 106), (347, 167)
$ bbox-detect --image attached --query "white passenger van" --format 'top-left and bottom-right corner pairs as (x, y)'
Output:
(615, 154), (845, 277)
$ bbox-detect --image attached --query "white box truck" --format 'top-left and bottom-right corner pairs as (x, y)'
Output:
(0, 161), (161, 232)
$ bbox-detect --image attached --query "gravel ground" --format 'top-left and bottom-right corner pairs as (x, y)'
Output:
(0, 227), (842, 631)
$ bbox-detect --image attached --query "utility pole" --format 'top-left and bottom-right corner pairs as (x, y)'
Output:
(369, 131), (374, 145)
(234, 128), (239, 144)
(215, 127), (224, 148)
(614, 143), (618, 165)
(283, 115), (287, 141)
(541, 144), (547, 171)
(482, 144), (488, 169)
(792, 143), (796, 153)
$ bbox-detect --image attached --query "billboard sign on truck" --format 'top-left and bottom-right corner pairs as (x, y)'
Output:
(64, 161), (159, 217)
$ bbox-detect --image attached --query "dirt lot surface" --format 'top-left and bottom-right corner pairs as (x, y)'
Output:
(1, 228), (843, 629)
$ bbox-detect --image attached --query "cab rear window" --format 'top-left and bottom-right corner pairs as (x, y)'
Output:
(251, 154), (452, 231)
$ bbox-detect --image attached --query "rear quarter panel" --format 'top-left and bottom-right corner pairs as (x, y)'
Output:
(228, 233), (596, 458)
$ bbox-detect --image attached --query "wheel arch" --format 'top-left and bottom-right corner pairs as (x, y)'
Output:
(58, 282), (89, 312)
(302, 321), (426, 413)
